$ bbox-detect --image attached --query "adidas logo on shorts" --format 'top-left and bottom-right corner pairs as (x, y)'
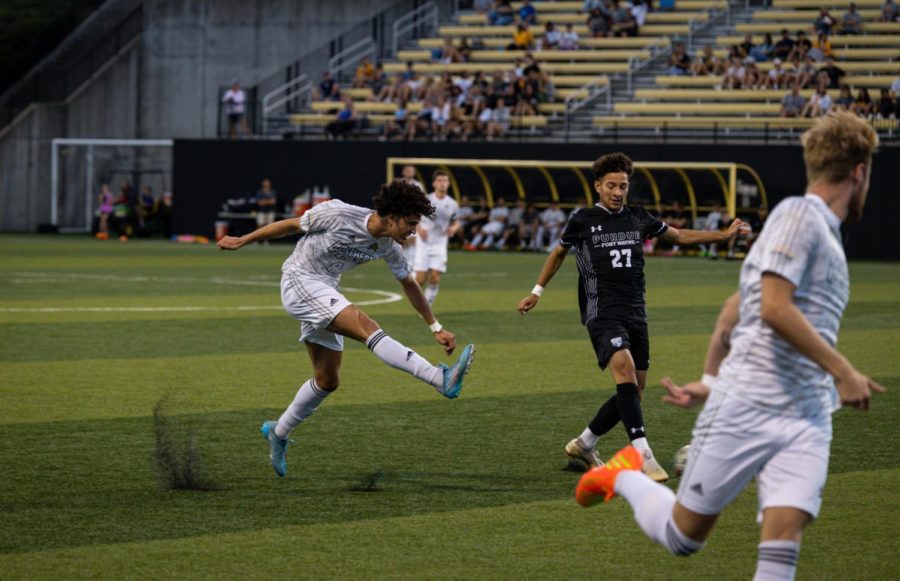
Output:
(330, 298), (338, 306)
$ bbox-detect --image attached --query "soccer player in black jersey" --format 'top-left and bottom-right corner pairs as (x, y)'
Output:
(517, 152), (748, 481)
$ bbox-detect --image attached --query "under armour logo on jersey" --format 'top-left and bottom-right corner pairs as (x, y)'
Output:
(406, 350), (414, 361)
(590, 225), (602, 232)
(690, 483), (704, 495)
(610, 337), (623, 347)
(330, 298), (339, 306)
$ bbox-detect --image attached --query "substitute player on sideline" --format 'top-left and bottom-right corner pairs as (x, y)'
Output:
(517, 152), (748, 482)
(576, 113), (884, 581)
(415, 170), (460, 306)
(218, 180), (475, 477)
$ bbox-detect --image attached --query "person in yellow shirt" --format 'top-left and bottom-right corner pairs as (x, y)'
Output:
(508, 23), (534, 50)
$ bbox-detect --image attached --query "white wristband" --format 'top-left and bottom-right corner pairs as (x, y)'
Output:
(531, 284), (544, 297)
(701, 373), (717, 387)
(429, 321), (443, 333)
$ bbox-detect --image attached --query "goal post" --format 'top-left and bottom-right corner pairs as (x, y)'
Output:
(387, 157), (769, 225)
(50, 138), (173, 232)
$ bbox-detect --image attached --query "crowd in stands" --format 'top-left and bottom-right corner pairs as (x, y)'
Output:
(95, 179), (172, 240)
(483, 0), (648, 39)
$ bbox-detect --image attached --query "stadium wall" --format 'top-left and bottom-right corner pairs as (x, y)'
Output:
(172, 140), (900, 260)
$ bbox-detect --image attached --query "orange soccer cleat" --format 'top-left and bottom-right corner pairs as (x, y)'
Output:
(575, 445), (643, 507)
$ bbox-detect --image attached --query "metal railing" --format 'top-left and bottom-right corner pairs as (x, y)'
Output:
(262, 75), (313, 135)
(329, 37), (377, 83)
(564, 78), (613, 140)
(392, 1), (440, 58)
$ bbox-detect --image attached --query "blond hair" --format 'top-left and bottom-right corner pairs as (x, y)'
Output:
(801, 111), (879, 184)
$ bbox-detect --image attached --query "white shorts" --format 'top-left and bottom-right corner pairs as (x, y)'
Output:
(481, 220), (505, 236)
(677, 388), (832, 521)
(280, 273), (352, 351)
(414, 240), (449, 273)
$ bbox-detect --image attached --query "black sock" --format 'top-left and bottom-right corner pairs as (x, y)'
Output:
(616, 382), (646, 441)
(587, 393), (620, 437)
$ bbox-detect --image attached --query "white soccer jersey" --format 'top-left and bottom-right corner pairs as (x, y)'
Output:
(716, 194), (849, 417)
(283, 200), (411, 287)
(540, 207), (567, 228)
(419, 193), (459, 244)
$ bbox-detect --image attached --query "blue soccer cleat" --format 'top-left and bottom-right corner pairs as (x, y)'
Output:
(438, 343), (475, 399)
(260, 420), (289, 477)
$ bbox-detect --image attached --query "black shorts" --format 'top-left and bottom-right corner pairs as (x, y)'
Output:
(586, 318), (650, 371)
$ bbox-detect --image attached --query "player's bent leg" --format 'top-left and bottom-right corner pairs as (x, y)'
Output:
(754, 508), (810, 581)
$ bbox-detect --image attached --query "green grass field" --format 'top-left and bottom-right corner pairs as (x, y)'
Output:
(1, 235), (898, 579)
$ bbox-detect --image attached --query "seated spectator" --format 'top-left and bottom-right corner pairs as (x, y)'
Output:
(840, 2), (863, 34)
(518, 0), (537, 25)
(382, 99), (409, 140)
(795, 54), (819, 88)
(853, 87), (875, 117)
(788, 30), (813, 61)
(533, 201), (567, 252)
(749, 33), (774, 62)
(468, 197), (510, 250)
(736, 33), (755, 59)
(876, 88), (897, 118)
(255, 179), (278, 230)
(818, 56), (846, 88)
(772, 28), (796, 60)
(508, 23), (534, 50)
(376, 74), (404, 102)
(801, 84), (833, 117)
(722, 56), (747, 89)
(583, 0), (604, 11)
(401, 60), (416, 82)
(316, 71), (341, 101)
(401, 70), (425, 102)
(632, 0), (649, 27)
(458, 37), (473, 62)
(744, 58), (762, 89)
(352, 57), (375, 88)
(542, 22), (562, 49)
(486, 93), (512, 141)
(587, 8), (610, 37)
(325, 98), (356, 139)
(834, 84), (855, 111)
(765, 58), (792, 89)
(667, 42), (691, 76)
(489, 0), (515, 25)
(611, 0), (638, 36)
(809, 32), (833, 61)
(814, 8), (836, 35)
(692, 45), (725, 76)
(517, 202), (540, 250)
(879, 0), (899, 21)
(438, 37), (463, 63)
(559, 23), (580, 49)
(780, 84), (806, 117)
(370, 63), (387, 96)
(430, 95), (452, 140)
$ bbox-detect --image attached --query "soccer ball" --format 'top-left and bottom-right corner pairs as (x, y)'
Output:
(673, 445), (690, 478)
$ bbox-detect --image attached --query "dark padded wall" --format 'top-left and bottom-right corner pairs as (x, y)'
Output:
(173, 140), (899, 260)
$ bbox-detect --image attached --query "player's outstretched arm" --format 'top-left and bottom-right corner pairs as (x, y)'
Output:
(217, 218), (303, 250)
(760, 273), (886, 411)
(398, 275), (457, 355)
(658, 219), (750, 247)
(517, 244), (569, 315)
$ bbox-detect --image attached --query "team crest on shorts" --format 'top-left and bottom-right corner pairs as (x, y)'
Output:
(611, 337), (623, 347)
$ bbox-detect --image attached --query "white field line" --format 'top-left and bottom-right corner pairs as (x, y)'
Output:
(0, 272), (402, 312)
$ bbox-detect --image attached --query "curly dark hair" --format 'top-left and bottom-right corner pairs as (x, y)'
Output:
(372, 179), (436, 219)
(592, 152), (634, 180)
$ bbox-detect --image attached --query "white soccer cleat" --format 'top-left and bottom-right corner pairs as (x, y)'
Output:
(565, 438), (602, 468)
(641, 449), (669, 483)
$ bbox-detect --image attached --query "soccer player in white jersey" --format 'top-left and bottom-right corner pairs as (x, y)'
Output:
(575, 112), (885, 581)
(400, 164), (425, 269)
(415, 170), (460, 306)
(218, 180), (475, 477)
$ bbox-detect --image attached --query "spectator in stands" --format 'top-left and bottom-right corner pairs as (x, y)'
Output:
(788, 30), (812, 61)
(406, 101), (433, 141)
(809, 32), (833, 61)
(559, 23), (580, 50)
(818, 56), (846, 88)
(765, 58), (790, 89)
(736, 33), (755, 59)
(138, 185), (156, 228)
(325, 98), (356, 139)
(692, 45), (725, 76)
(255, 179), (278, 230)
(430, 95), (452, 140)
(745, 58), (762, 89)
(587, 8), (610, 37)
(893, 77), (900, 95)
(468, 196), (511, 250)
(722, 56), (747, 89)
(401, 70), (425, 102)
(668, 42), (692, 76)
(222, 79), (247, 139)
(489, 0), (515, 25)
(611, 0), (638, 36)
(439, 37), (463, 63)
(879, 0), (899, 21)
(509, 23), (535, 50)
(486, 88), (512, 140)
(853, 87), (875, 117)
(814, 8), (836, 34)
(401, 60), (416, 82)
(632, 0), (649, 27)
(801, 84), (833, 117)
(533, 201), (567, 252)
(750, 33), (775, 62)
(458, 37), (474, 62)
(542, 22), (562, 49)
(316, 71), (341, 101)
(795, 55), (819, 88)
(583, 0), (605, 12)
(876, 88), (897, 118)
(834, 85), (855, 111)
(840, 2), (863, 34)
(97, 183), (114, 238)
(352, 57), (375, 88)
(382, 99), (409, 140)
(370, 63), (388, 96)
(772, 29), (796, 61)
(780, 84), (806, 117)
(518, 0), (537, 25)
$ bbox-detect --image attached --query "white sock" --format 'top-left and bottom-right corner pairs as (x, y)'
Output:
(425, 284), (439, 305)
(754, 540), (800, 581)
(579, 427), (600, 448)
(615, 471), (705, 556)
(366, 330), (443, 388)
(630, 436), (651, 454)
(275, 378), (330, 439)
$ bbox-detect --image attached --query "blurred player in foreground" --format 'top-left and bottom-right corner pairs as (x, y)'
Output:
(576, 112), (885, 581)
(218, 180), (475, 477)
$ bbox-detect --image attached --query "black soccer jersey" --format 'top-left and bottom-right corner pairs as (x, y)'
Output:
(559, 204), (668, 325)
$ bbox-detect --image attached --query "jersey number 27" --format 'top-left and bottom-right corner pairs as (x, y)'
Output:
(610, 248), (632, 268)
